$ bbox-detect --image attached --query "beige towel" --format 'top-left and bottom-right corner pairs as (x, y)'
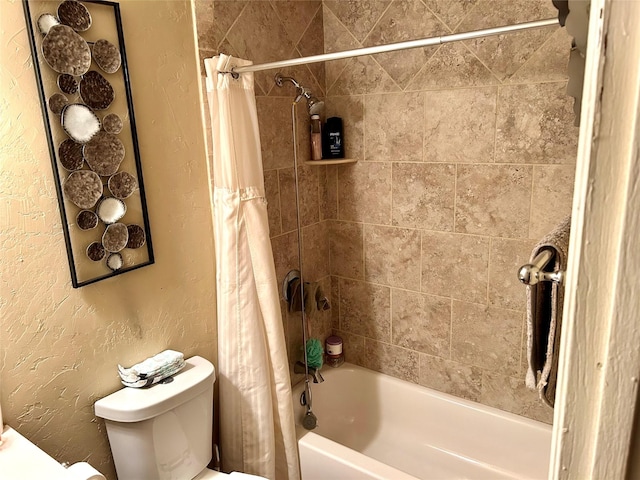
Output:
(526, 216), (571, 407)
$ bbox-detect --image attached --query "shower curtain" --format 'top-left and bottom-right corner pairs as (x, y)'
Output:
(204, 54), (300, 480)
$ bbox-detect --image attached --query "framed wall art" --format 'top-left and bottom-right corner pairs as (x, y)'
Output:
(23, 0), (154, 288)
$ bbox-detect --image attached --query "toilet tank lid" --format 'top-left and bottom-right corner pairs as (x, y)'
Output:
(94, 356), (215, 423)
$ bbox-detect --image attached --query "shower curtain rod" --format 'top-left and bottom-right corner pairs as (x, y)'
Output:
(227, 18), (559, 76)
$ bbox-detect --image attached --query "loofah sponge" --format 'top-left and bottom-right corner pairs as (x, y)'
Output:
(305, 338), (324, 370)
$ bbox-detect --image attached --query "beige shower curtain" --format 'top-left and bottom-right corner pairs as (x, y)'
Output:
(204, 54), (300, 480)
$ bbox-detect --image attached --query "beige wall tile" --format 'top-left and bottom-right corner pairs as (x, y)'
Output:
(331, 275), (340, 329)
(330, 221), (364, 279)
(302, 222), (330, 280)
(480, 372), (554, 424)
(364, 339), (419, 383)
(329, 56), (400, 96)
(296, 164), (320, 226)
(272, 1), (321, 47)
(271, 231), (299, 287)
(457, 0), (558, 81)
(408, 43), (499, 91)
(322, 5), (362, 91)
(256, 97), (293, 170)
(335, 329), (366, 366)
(326, 95), (364, 161)
(419, 354), (483, 401)
(392, 163), (456, 230)
(488, 238), (535, 310)
(278, 168), (298, 232)
(423, 0), (479, 30)
(213, 1), (247, 39)
(363, 0), (446, 88)
(530, 164), (576, 240)
(392, 289), (451, 356)
(496, 83), (578, 164)
(224, 1), (297, 94)
(424, 87), (497, 163)
(364, 92), (424, 162)
(451, 301), (523, 376)
(338, 162), (392, 224)
(364, 225), (421, 289)
(421, 231), (489, 304)
(339, 278), (391, 342)
(455, 164), (533, 238)
(320, 166), (338, 220)
(195, 1), (215, 51)
(297, 8), (326, 92)
(323, 0), (392, 43)
(264, 169), (281, 237)
(508, 27), (572, 84)
(279, 165), (320, 230)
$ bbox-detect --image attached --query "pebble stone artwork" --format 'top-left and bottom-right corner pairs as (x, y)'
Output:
(35, 0), (145, 274)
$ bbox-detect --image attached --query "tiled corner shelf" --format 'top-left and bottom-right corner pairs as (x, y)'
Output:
(303, 159), (357, 166)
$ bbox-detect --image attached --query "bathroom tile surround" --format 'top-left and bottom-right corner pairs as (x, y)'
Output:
(196, 0), (578, 424)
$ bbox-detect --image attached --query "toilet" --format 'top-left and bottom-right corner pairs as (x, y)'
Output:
(95, 356), (253, 480)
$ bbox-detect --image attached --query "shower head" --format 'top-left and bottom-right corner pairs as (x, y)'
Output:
(307, 96), (324, 116)
(274, 73), (324, 115)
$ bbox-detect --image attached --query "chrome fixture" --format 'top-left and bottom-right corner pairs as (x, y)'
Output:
(294, 361), (324, 384)
(274, 73), (324, 115)
(220, 18), (558, 76)
(518, 249), (564, 285)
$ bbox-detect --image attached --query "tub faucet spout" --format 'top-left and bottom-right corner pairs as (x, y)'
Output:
(294, 361), (324, 383)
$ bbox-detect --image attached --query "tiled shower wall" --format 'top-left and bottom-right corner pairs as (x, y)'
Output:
(322, 0), (577, 423)
(195, 0), (578, 423)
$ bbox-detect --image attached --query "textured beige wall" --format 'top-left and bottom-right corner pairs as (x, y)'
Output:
(0, 1), (215, 478)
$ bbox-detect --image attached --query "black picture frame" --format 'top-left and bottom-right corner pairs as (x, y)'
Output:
(23, 0), (154, 288)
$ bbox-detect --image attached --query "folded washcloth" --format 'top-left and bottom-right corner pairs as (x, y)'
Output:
(120, 361), (185, 388)
(118, 350), (185, 387)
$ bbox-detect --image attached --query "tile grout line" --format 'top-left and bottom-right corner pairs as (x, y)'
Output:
(321, 4), (363, 95)
(461, 41), (504, 85)
(216, 1), (249, 54)
(509, 26), (561, 81)
(359, 0), (394, 47)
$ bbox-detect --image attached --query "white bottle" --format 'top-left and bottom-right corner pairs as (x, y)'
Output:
(310, 114), (322, 160)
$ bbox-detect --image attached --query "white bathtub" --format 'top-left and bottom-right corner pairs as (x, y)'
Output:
(292, 363), (551, 480)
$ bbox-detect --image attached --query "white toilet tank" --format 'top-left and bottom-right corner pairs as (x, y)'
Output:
(95, 356), (215, 480)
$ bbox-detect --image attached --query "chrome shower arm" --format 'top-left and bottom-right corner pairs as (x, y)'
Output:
(274, 73), (301, 89)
